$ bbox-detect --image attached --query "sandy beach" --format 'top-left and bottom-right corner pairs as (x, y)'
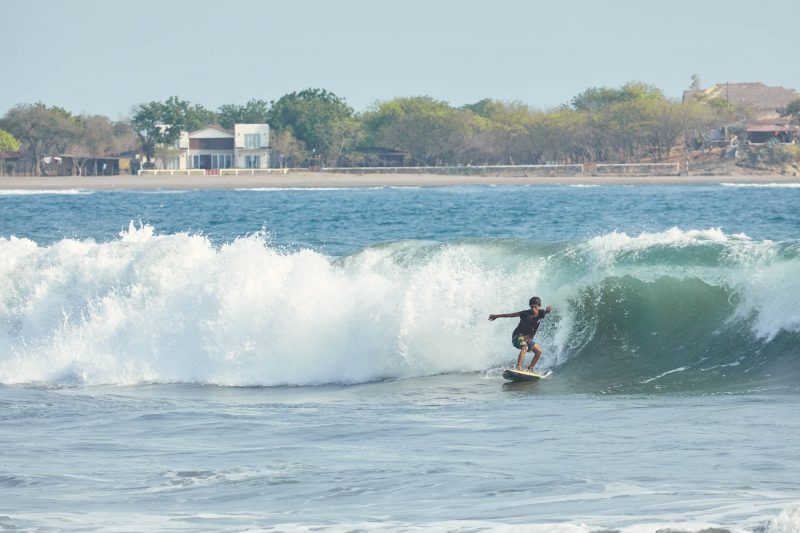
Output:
(1, 171), (799, 191)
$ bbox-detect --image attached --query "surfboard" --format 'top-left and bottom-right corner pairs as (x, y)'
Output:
(502, 368), (550, 382)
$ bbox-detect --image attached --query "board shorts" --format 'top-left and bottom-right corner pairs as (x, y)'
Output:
(513, 335), (537, 350)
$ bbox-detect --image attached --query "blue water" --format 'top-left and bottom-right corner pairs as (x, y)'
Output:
(1, 183), (799, 531)
(4, 185), (799, 251)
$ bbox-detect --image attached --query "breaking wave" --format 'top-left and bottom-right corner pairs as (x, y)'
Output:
(1, 224), (798, 392)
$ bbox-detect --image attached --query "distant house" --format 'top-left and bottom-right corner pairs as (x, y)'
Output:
(159, 123), (270, 170)
(0, 150), (22, 175)
(743, 118), (797, 144)
(684, 82), (799, 119)
(39, 150), (142, 176)
(685, 82), (800, 146)
(360, 147), (409, 167)
(45, 155), (122, 176)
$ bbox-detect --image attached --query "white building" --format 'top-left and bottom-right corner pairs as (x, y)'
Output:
(166, 123), (270, 170)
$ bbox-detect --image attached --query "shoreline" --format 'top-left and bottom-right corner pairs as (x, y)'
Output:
(1, 172), (799, 191)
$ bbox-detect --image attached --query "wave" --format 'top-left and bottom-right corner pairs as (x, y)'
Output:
(1, 224), (798, 392)
(720, 182), (800, 188)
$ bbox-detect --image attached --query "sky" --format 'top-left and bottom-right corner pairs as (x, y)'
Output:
(2, 0), (799, 119)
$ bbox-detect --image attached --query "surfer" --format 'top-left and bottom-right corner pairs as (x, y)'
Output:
(489, 296), (552, 371)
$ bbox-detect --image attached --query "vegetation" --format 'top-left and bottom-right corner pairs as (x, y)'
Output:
(0, 81), (790, 173)
(267, 89), (359, 166)
(217, 99), (270, 130)
(363, 96), (472, 166)
(745, 138), (799, 167)
(779, 98), (800, 124)
(0, 128), (20, 175)
(0, 103), (135, 175)
(130, 96), (214, 168)
(0, 128), (19, 152)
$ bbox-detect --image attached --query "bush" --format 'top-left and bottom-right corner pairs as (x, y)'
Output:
(747, 140), (793, 166)
(784, 144), (800, 162)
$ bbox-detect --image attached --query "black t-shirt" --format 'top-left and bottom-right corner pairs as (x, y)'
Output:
(512, 308), (548, 338)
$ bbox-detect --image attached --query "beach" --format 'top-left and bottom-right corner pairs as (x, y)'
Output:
(1, 171), (800, 190)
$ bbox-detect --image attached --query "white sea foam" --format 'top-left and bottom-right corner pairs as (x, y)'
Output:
(720, 182), (800, 188)
(0, 189), (93, 196)
(586, 227), (748, 255)
(766, 505), (800, 533)
(233, 187), (375, 192)
(135, 189), (192, 194)
(639, 366), (688, 384)
(0, 224), (521, 386)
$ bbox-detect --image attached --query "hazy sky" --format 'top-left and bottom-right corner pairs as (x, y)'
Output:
(2, 0), (798, 119)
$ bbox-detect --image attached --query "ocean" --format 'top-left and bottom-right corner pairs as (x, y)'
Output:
(1, 183), (799, 532)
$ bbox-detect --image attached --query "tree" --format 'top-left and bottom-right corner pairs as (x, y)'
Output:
(530, 108), (592, 164)
(779, 98), (800, 124)
(647, 100), (697, 161)
(130, 96), (216, 167)
(567, 83), (679, 162)
(267, 89), (355, 165)
(0, 128), (21, 176)
(130, 100), (169, 167)
(69, 115), (138, 175)
(570, 86), (630, 113)
(0, 128), (20, 152)
(0, 103), (81, 175)
(217, 99), (270, 129)
(461, 100), (536, 165)
(571, 82), (663, 113)
(362, 96), (473, 166)
(327, 116), (363, 166)
(270, 130), (306, 168)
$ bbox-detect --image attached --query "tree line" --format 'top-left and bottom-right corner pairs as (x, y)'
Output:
(2, 81), (796, 175)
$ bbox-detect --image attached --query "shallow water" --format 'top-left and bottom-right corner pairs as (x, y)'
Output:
(2, 378), (798, 531)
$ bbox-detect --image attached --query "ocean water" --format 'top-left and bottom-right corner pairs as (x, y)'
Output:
(1, 183), (799, 532)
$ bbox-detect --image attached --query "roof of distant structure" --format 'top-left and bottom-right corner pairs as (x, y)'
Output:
(746, 123), (797, 132)
(187, 125), (233, 138)
(684, 82), (800, 117)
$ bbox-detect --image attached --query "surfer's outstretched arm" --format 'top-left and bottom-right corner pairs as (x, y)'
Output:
(488, 312), (520, 321)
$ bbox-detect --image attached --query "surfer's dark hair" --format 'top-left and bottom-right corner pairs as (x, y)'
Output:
(529, 296), (542, 306)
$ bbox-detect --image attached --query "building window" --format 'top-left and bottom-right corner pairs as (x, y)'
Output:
(245, 155), (261, 168)
(211, 154), (232, 169)
(245, 133), (260, 149)
(193, 154), (231, 169)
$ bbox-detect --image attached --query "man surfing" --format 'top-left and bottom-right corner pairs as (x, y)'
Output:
(489, 296), (552, 372)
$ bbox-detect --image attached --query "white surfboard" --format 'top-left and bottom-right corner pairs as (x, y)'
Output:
(502, 368), (552, 382)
